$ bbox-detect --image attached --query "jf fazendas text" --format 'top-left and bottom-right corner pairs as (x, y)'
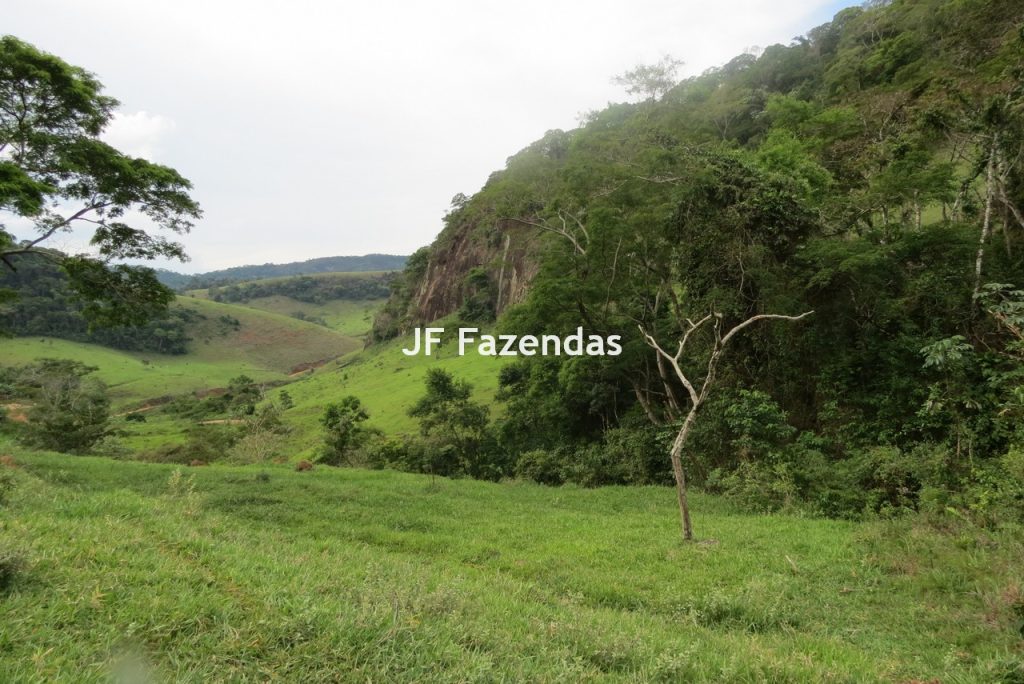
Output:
(402, 327), (622, 357)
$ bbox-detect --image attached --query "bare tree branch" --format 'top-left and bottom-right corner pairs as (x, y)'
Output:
(639, 308), (813, 540)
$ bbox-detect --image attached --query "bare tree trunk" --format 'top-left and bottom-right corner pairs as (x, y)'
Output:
(669, 408), (698, 540)
(655, 354), (681, 418)
(631, 380), (661, 425)
(640, 310), (812, 542)
(973, 138), (998, 302)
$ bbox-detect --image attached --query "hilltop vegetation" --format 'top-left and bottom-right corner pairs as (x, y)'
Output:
(1, 295), (362, 407)
(157, 254), (407, 290)
(203, 271), (392, 305)
(0, 252), (389, 354)
(372, 0), (1024, 518)
(0, 253), (195, 354)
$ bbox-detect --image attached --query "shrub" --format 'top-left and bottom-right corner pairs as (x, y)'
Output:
(359, 434), (409, 470)
(514, 449), (567, 485)
(20, 360), (111, 453)
(0, 550), (23, 592)
(956, 447), (1024, 527)
(228, 432), (285, 464)
(706, 461), (800, 513)
(320, 396), (371, 466)
(140, 424), (242, 464)
(851, 446), (921, 516)
(0, 468), (14, 507)
(278, 390), (294, 410)
(564, 442), (630, 488)
(408, 370), (495, 478)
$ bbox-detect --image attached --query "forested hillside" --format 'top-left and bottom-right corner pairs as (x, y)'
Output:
(203, 271), (393, 305)
(374, 0), (1024, 515)
(158, 254), (407, 290)
(0, 252), (194, 354)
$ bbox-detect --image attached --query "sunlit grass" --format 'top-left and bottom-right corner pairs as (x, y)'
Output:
(1, 448), (1021, 682)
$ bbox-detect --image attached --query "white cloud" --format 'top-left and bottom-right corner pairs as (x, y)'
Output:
(102, 111), (176, 160)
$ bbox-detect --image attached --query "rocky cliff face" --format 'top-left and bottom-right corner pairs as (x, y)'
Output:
(372, 215), (543, 339)
(373, 130), (573, 338)
(412, 224), (539, 323)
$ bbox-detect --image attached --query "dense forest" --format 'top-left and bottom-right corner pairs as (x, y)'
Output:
(159, 254), (407, 290)
(0, 252), (194, 354)
(373, 0), (1024, 517)
(207, 272), (394, 305)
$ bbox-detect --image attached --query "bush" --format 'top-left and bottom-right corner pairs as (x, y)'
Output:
(956, 447), (1024, 527)
(706, 461), (799, 513)
(319, 396), (371, 466)
(0, 469), (14, 507)
(140, 424), (242, 464)
(514, 449), (567, 485)
(0, 550), (23, 592)
(564, 442), (632, 488)
(227, 432), (285, 465)
(18, 359), (111, 453)
(853, 446), (925, 516)
(359, 434), (409, 470)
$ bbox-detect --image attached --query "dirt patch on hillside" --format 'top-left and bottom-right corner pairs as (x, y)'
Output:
(1, 403), (30, 423)
(288, 356), (344, 376)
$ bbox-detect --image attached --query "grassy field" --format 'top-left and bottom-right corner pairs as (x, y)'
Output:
(1, 308), (505, 457)
(176, 297), (361, 372)
(275, 329), (510, 457)
(0, 337), (283, 408)
(0, 296), (361, 409)
(182, 270), (390, 336)
(1, 448), (1021, 682)
(187, 294), (385, 337)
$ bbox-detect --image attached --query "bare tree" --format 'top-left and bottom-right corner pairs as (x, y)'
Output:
(612, 55), (685, 102)
(640, 310), (813, 541)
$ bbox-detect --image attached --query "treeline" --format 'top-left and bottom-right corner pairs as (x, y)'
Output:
(0, 252), (194, 354)
(208, 272), (393, 305)
(373, 0), (1024, 519)
(162, 254), (407, 290)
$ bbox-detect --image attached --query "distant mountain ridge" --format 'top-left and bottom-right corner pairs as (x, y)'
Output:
(156, 254), (408, 290)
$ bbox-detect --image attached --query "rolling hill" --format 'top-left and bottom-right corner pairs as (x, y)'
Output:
(0, 296), (363, 408)
(157, 254), (407, 290)
(184, 270), (391, 337)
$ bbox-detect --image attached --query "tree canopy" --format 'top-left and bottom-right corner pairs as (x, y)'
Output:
(0, 35), (201, 327)
(375, 0), (1024, 516)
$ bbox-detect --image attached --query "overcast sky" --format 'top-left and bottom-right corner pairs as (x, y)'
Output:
(6, 0), (849, 273)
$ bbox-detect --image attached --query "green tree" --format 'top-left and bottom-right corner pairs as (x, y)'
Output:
(408, 369), (491, 478)
(320, 396), (370, 465)
(612, 55), (684, 101)
(226, 375), (261, 415)
(278, 390), (294, 410)
(21, 359), (111, 453)
(0, 36), (201, 327)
